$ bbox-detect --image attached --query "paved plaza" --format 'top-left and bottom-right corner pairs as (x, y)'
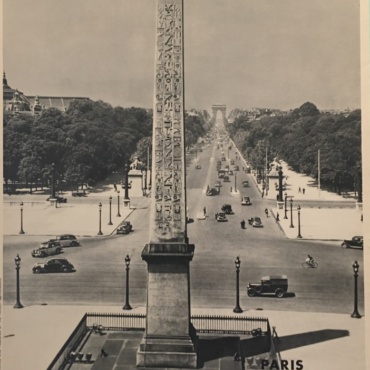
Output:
(2, 160), (368, 370)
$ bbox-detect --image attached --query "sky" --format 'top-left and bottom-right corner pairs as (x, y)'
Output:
(3, 0), (362, 112)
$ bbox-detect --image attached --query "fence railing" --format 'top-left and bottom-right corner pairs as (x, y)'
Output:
(86, 312), (146, 331)
(86, 312), (270, 335)
(192, 314), (269, 335)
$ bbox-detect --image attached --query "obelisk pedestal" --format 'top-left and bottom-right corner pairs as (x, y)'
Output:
(136, 244), (197, 368)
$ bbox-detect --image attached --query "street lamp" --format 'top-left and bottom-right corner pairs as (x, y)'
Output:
(284, 193), (288, 219)
(117, 190), (121, 217)
(108, 196), (113, 225)
(233, 256), (243, 313)
(234, 172), (237, 192)
(278, 166), (283, 202)
(19, 202), (25, 234)
(98, 202), (103, 235)
(297, 205), (302, 238)
(14, 254), (23, 309)
(123, 255), (132, 310)
(351, 261), (361, 318)
(289, 198), (294, 228)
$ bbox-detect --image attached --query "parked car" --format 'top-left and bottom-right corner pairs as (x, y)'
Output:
(32, 258), (74, 273)
(223, 175), (230, 182)
(230, 160), (235, 165)
(53, 234), (80, 247)
(234, 166), (239, 171)
(117, 221), (133, 234)
(241, 196), (251, 206)
(216, 212), (227, 222)
(32, 241), (63, 258)
(196, 165), (201, 169)
(221, 204), (233, 214)
(215, 180), (222, 188)
(72, 190), (87, 197)
(46, 195), (67, 203)
(341, 236), (363, 249)
(252, 217), (263, 227)
(206, 188), (218, 196)
(247, 275), (288, 298)
(242, 181), (249, 187)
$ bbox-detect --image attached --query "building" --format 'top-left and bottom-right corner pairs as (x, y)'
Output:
(3, 72), (90, 117)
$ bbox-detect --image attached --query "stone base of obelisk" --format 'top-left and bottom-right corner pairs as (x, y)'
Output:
(137, 243), (197, 368)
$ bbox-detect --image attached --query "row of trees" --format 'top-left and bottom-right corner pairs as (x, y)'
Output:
(226, 102), (362, 194)
(3, 100), (211, 193)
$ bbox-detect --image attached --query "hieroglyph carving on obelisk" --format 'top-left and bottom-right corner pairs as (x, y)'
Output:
(150, 0), (187, 244)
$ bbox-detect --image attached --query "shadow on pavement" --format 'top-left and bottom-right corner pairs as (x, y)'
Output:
(275, 329), (349, 352)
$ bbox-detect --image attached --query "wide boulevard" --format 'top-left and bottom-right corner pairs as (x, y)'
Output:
(3, 136), (364, 315)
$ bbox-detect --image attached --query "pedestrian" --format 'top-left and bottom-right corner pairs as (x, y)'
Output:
(265, 208), (269, 217)
(276, 212), (280, 222)
(230, 186), (232, 192)
(272, 326), (280, 342)
(215, 213), (218, 220)
(241, 219), (246, 229)
(361, 214), (363, 222)
(203, 206), (207, 216)
(100, 348), (108, 357)
(113, 183), (117, 192)
(302, 188), (305, 195)
(261, 191), (264, 198)
(298, 187), (301, 193)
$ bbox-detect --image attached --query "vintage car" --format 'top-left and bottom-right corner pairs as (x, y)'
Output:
(216, 212), (228, 222)
(116, 221), (133, 234)
(230, 160), (235, 165)
(46, 195), (67, 203)
(234, 166), (239, 171)
(223, 175), (230, 182)
(32, 241), (63, 258)
(252, 216), (263, 227)
(32, 258), (74, 274)
(72, 190), (87, 197)
(241, 196), (251, 206)
(52, 234), (80, 247)
(247, 275), (288, 298)
(221, 204), (233, 214)
(242, 181), (249, 187)
(341, 236), (363, 249)
(206, 188), (218, 196)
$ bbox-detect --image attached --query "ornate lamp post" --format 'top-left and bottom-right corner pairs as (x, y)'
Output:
(351, 261), (361, 318)
(19, 202), (25, 234)
(123, 255), (132, 310)
(233, 256), (243, 313)
(297, 205), (302, 238)
(284, 193), (288, 219)
(117, 190), (121, 217)
(14, 254), (23, 309)
(98, 202), (103, 235)
(289, 198), (294, 228)
(108, 196), (113, 225)
(51, 162), (56, 199)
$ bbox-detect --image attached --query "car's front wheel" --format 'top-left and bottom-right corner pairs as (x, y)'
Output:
(33, 268), (42, 274)
(341, 243), (348, 248)
(275, 288), (285, 298)
(247, 289), (256, 297)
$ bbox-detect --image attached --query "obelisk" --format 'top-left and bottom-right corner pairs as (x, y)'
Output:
(136, 0), (197, 368)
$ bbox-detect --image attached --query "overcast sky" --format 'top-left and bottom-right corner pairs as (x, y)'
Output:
(3, 0), (361, 112)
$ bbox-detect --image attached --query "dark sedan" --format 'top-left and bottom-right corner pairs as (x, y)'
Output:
(341, 236), (363, 249)
(32, 258), (75, 273)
